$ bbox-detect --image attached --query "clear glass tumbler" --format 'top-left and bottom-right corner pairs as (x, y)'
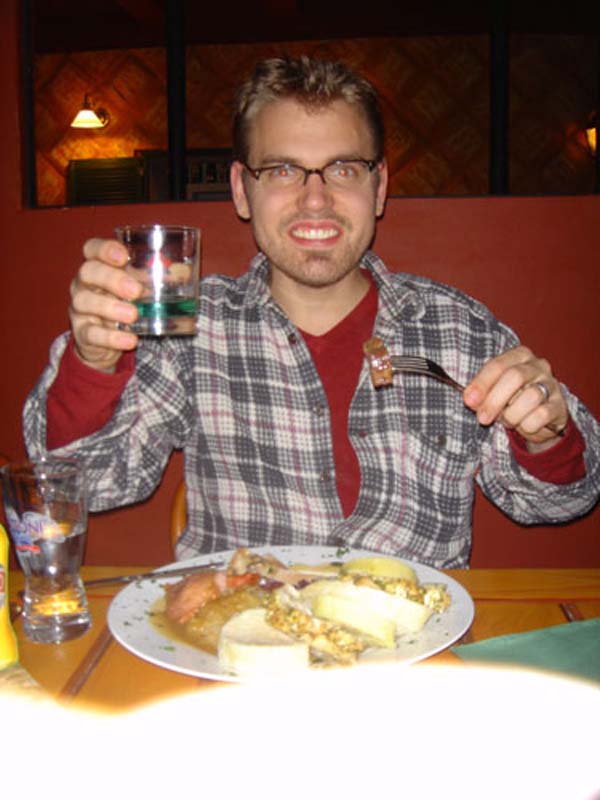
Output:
(1, 457), (91, 643)
(115, 224), (201, 336)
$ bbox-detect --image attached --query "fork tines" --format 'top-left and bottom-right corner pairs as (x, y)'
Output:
(389, 356), (464, 391)
(390, 356), (431, 369)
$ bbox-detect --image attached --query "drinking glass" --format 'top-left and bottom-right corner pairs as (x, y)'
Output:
(1, 457), (91, 644)
(115, 224), (201, 336)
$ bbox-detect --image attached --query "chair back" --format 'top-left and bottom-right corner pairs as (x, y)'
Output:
(170, 481), (187, 553)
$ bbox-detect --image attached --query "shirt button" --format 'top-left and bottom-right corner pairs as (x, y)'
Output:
(313, 403), (325, 417)
(320, 469), (332, 483)
(288, 333), (298, 345)
(358, 430), (368, 438)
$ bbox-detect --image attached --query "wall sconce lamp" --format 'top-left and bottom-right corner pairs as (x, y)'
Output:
(70, 95), (110, 129)
(585, 113), (597, 156)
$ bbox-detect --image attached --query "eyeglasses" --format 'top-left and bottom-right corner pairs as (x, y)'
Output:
(243, 159), (379, 191)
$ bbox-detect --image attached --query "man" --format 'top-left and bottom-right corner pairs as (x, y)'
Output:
(23, 56), (600, 567)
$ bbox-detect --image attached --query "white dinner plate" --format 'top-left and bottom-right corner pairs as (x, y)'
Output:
(107, 545), (475, 682)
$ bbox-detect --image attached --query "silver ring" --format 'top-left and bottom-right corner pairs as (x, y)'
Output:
(531, 381), (551, 403)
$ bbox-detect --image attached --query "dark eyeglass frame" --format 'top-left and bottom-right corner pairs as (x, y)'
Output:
(242, 158), (379, 186)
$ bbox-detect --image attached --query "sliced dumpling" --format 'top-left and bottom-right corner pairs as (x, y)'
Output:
(301, 580), (434, 645)
(218, 608), (310, 677)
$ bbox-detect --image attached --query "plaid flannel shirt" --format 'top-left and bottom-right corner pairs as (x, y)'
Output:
(24, 252), (600, 567)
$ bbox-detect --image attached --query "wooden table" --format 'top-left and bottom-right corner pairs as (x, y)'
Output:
(7, 566), (600, 712)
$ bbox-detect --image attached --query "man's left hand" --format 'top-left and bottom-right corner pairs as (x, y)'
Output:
(463, 345), (569, 449)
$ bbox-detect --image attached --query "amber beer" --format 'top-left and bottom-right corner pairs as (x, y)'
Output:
(1, 458), (91, 644)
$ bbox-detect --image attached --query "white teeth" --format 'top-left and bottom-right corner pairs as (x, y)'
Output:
(293, 228), (337, 240)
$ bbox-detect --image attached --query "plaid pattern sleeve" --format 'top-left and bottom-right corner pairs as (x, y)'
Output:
(23, 252), (600, 568)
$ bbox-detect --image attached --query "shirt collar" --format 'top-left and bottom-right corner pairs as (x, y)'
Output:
(360, 251), (426, 325)
(242, 249), (426, 327)
(243, 252), (272, 307)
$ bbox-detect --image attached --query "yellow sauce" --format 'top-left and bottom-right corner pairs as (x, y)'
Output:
(150, 588), (266, 655)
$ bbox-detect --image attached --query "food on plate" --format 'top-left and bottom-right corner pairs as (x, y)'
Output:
(363, 336), (393, 387)
(183, 587), (266, 654)
(162, 548), (451, 676)
(228, 547), (286, 577)
(304, 584), (397, 649)
(165, 569), (261, 625)
(287, 561), (340, 577)
(340, 556), (416, 582)
(300, 580), (436, 647)
(218, 608), (310, 676)
(263, 585), (367, 665)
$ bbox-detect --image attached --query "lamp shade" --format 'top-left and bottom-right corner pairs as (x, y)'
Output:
(70, 96), (109, 129)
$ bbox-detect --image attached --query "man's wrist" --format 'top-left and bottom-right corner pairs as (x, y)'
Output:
(73, 343), (119, 375)
(506, 418), (587, 485)
(67, 338), (135, 382)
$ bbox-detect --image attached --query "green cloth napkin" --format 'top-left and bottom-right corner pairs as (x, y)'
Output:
(452, 618), (600, 684)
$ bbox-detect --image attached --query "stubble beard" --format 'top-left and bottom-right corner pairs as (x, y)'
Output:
(275, 248), (361, 288)
(263, 214), (370, 290)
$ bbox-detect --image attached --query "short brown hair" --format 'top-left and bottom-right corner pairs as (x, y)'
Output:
(232, 55), (385, 163)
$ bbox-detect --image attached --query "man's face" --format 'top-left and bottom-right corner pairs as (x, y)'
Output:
(230, 98), (388, 291)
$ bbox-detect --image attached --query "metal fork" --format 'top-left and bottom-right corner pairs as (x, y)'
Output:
(389, 355), (465, 391)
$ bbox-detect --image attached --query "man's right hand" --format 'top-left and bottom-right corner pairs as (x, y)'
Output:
(69, 238), (142, 373)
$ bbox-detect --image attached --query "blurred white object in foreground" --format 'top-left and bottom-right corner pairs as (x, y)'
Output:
(1, 662), (598, 800)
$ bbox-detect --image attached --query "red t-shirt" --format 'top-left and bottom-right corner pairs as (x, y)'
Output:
(300, 279), (379, 516)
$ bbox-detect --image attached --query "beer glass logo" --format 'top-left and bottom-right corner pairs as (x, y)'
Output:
(5, 508), (65, 552)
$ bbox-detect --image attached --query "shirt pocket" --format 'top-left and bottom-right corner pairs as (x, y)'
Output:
(402, 426), (480, 528)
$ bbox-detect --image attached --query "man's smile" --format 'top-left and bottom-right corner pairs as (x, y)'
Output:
(288, 222), (342, 244)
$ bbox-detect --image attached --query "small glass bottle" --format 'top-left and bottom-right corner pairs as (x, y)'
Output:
(0, 523), (19, 669)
